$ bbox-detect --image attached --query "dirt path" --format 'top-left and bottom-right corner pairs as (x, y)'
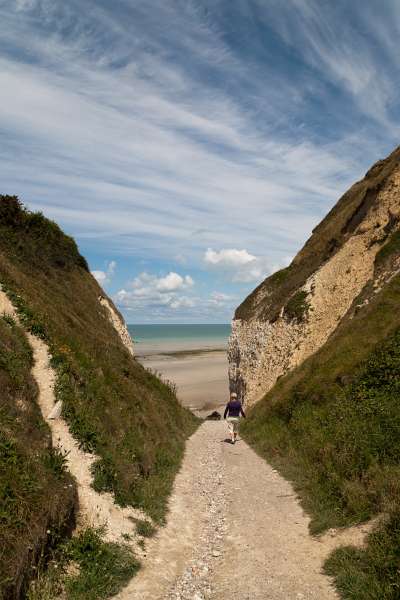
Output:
(27, 331), (149, 544)
(116, 420), (374, 600)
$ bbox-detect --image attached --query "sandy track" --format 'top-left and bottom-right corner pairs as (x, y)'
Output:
(116, 421), (374, 600)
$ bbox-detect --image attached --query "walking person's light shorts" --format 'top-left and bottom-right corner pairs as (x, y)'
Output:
(227, 416), (240, 434)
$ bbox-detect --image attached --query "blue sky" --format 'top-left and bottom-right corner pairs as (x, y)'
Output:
(1, 0), (399, 323)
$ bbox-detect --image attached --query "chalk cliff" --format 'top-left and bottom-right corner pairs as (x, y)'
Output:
(229, 146), (400, 406)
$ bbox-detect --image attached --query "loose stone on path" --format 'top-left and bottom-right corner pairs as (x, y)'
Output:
(116, 421), (347, 599)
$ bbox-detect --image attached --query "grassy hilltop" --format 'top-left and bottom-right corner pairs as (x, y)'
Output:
(0, 196), (198, 598)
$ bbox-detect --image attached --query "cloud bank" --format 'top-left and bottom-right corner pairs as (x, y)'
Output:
(115, 271), (195, 315)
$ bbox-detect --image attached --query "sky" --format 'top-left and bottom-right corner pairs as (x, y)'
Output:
(1, 0), (400, 323)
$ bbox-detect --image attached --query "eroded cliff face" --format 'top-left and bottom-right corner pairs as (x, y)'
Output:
(229, 147), (400, 407)
(98, 294), (135, 356)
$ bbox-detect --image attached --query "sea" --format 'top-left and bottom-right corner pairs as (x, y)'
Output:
(127, 324), (231, 357)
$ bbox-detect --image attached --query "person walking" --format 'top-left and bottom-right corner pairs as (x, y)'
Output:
(224, 392), (246, 444)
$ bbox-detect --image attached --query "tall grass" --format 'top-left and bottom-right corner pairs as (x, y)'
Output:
(27, 528), (139, 600)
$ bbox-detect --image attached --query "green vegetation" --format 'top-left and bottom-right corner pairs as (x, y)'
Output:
(241, 266), (400, 598)
(284, 290), (310, 321)
(0, 314), (76, 599)
(0, 196), (198, 527)
(325, 512), (400, 599)
(268, 266), (292, 285)
(376, 229), (400, 265)
(64, 529), (138, 599)
(2, 285), (48, 340)
(130, 518), (156, 538)
(236, 266), (292, 321)
(0, 195), (88, 272)
(28, 527), (139, 600)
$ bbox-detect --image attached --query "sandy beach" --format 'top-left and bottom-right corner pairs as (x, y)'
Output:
(138, 349), (229, 416)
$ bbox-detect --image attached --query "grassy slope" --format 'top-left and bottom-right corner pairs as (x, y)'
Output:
(236, 145), (400, 321)
(241, 232), (400, 597)
(0, 314), (76, 599)
(27, 527), (139, 600)
(0, 197), (198, 525)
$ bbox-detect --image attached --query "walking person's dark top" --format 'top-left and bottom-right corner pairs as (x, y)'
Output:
(224, 399), (246, 419)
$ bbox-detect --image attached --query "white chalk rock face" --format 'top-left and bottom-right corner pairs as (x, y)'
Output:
(98, 295), (134, 356)
(229, 150), (400, 408)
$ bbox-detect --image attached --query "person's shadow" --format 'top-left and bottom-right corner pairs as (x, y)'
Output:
(222, 438), (234, 444)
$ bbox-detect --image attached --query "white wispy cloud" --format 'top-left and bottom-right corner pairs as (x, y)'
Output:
(256, 0), (400, 132)
(232, 259), (271, 284)
(204, 248), (256, 267)
(208, 291), (234, 307)
(91, 260), (116, 286)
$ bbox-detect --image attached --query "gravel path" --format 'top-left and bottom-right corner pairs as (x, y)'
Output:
(116, 420), (373, 600)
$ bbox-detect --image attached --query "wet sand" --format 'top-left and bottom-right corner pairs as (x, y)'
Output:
(138, 350), (229, 416)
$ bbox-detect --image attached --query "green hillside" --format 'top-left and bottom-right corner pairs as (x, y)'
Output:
(241, 230), (400, 598)
(0, 196), (198, 598)
(0, 310), (76, 598)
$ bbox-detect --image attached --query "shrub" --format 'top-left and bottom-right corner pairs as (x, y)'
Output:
(64, 528), (139, 599)
(325, 512), (400, 599)
(284, 290), (310, 321)
(27, 528), (139, 600)
(131, 518), (156, 538)
(376, 230), (400, 265)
